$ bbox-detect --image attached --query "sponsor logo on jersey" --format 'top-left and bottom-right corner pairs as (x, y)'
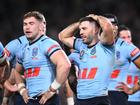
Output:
(80, 50), (85, 60)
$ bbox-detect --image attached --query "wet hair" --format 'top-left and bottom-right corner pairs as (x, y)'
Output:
(23, 11), (46, 24)
(79, 17), (100, 28)
(103, 13), (119, 26)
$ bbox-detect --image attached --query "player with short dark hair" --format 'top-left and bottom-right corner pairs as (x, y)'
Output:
(15, 11), (71, 105)
(104, 14), (140, 105)
(59, 14), (115, 105)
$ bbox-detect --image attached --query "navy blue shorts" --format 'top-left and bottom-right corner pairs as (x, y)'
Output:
(75, 96), (110, 105)
(27, 94), (59, 105)
(109, 91), (128, 105)
(128, 101), (140, 105)
(14, 93), (26, 105)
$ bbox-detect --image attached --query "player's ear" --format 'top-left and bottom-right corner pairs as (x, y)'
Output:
(39, 22), (45, 31)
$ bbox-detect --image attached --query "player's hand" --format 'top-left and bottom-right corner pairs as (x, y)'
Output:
(116, 82), (133, 95)
(87, 14), (98, 21)
(39, 90), (55, 104)
(21, 88), (30, 104)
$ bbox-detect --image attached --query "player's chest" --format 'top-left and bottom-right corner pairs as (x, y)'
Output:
(23, 46), (46, 63)
(79, 47), (97, 62)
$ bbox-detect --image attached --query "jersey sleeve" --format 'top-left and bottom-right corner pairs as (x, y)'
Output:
(68, 51), (79, 66)
(125, 43), (140, 61)
(16, 46), (25, 65)
(5, 39), (21, 62)
(73, 38), (83, 51)
(68, 50), (79, 61)
(43, 39), (62, 57)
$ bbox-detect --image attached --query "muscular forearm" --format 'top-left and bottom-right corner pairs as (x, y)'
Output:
(89, 14), (114, 44)
(15, 70), (24, 84)
(97, 16), (114, 44)
(56, 64), (70, 85)
(58, 22), (79, 48)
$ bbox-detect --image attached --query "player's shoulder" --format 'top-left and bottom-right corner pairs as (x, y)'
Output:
(18, 35), (28, 44)
(75, 38), (83, 42)
(41, 35), (59, 45)
(116, 38), (133, 47)
(6, 38), (20, 47)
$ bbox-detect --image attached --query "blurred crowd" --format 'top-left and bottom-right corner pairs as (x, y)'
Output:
(0, 0), (140, 47)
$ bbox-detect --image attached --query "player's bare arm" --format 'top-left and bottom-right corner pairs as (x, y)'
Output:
(15, 63), (29, 104)
(39, 49), (71, 104)
(88, 14), (114, 45)
(58, 22), (79, 48)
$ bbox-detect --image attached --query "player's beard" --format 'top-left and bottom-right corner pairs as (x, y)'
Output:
(83, 35), (94, 45)
(26, 35), (36, 43)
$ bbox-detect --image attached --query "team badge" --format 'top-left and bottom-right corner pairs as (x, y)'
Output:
(80, 50), (85, 59)
(32, 47), (38, 57)
(90, 47), (96, 55)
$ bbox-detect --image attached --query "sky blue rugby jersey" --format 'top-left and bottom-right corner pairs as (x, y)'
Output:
(5, 35), (28, 68)
(68, 50), (80, 77)
(68, 50), (80, 67)
(73, 38), (115, 99)
(17, 35), (62, 97)
(108, 38), (140, 91)
(127, 63), (140, 102)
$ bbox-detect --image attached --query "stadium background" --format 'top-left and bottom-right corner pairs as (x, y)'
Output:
(0, 0), (140, 47)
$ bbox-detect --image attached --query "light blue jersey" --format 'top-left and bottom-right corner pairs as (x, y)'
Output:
(5, 35), (28, 68)
(108, 38), (140, 91)
(68, 50), (80, 67)
(17, 35), (62, 97)
(0, 42), (6, 63)
(127, 63), (140, 102)
(74, 38), (115, 99)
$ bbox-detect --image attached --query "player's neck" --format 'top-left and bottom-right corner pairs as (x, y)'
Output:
(87, 39), (99, 48)
(29, 34), (44, 45)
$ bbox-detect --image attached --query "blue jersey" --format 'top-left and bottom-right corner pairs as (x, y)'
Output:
(127, 63), (140, 102)
(74, 38), (115, 99)
(17, 35), (62, 97)
(108, 38), (140, 91)
(0, 42), (6, 64)
(68, 50), (80, 67)
(68, 50), (80, 77)
(5, 36), (28, 68)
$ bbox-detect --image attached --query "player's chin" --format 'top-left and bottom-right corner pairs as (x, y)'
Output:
(83, 40), (88, 44)
(82, 39), (87, 43)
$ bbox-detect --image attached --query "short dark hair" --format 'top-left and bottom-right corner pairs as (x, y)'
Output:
(103, 14), (119, 26)
(23, 11), (46, 23)
(79, 17), (100, 28)
(118, 25), (130, 33)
